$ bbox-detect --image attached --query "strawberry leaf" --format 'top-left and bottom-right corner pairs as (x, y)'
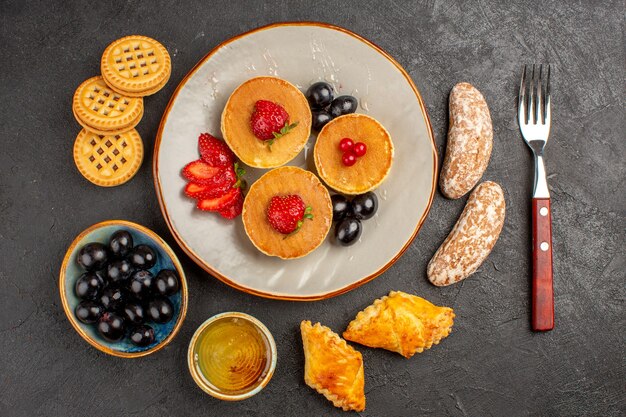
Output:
(266, 121), (299, 150)
(233, 162), (247, 189)
(234, 162), (246, 178)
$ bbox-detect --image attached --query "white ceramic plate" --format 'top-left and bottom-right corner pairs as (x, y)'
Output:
(154, 23), (436, 300)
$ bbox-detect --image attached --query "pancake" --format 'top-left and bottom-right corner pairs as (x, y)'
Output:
(314, 114), (393, 195)
(221, 77), (312, 168)
(242, 167), (332, 259)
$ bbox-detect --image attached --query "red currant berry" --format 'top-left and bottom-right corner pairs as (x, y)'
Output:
(353, 142), (367, 157)
(338, 138), (354, 152)
(342, 151), (357, 166)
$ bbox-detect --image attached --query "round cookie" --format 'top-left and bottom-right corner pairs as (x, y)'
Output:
(221, 77), (312, 169)
(73, 128), (144, 187)
(72, 105), (143, 136)
(101, 35), (171, 97)
(72, 76), (144, 134)
(242, 167), (332, 259)
(314, 114), (394, 195)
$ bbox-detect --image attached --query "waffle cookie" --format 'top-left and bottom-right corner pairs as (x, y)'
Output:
(72, 76), (144, 135)
(101, 35), (171, 97)
(73, 128), (144, 187)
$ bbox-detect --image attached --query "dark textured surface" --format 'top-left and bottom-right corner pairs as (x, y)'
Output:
(1, 0), (624, 416)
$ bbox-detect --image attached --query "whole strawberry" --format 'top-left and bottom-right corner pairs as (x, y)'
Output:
(267, 195), (313, 235)
(250, 100), (298, 146)
(198, 133), (235, 167)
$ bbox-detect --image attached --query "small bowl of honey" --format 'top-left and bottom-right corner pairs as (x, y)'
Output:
(187, 312), (277, 401)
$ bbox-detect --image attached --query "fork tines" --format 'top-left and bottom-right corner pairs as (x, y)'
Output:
(519, 64), (551, 125)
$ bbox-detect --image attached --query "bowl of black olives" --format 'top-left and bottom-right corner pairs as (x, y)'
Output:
(59, 220), (188, 358)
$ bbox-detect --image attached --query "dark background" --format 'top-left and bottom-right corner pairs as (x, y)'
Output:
(1, 0), (624, 416)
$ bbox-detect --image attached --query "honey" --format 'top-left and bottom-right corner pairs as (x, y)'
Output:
(191, 315), (274, 396)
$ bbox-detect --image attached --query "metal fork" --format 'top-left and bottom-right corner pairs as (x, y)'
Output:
(518, 64), (554, 331)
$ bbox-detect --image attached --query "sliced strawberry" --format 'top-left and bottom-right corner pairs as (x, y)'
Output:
(182, 160), (221, 184)
(198, 133), (234, 168)
(184, 169), (235, 200)
(184, 182), (211, 199)
(184, 163), (241, 201)
(219, 190), (244, 219)
(209, 165), (237, 191)
(184, 182), (230, 199)
(197, 187), (240, 212)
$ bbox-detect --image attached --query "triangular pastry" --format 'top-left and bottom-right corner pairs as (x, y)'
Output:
(300, 321), (365, 412)
(343, 291), (454, 358)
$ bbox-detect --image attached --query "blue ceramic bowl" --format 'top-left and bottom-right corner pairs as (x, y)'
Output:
(59, 220), (188, 358)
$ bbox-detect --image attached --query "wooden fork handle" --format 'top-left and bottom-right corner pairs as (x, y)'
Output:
(531, 198), (554, 331)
